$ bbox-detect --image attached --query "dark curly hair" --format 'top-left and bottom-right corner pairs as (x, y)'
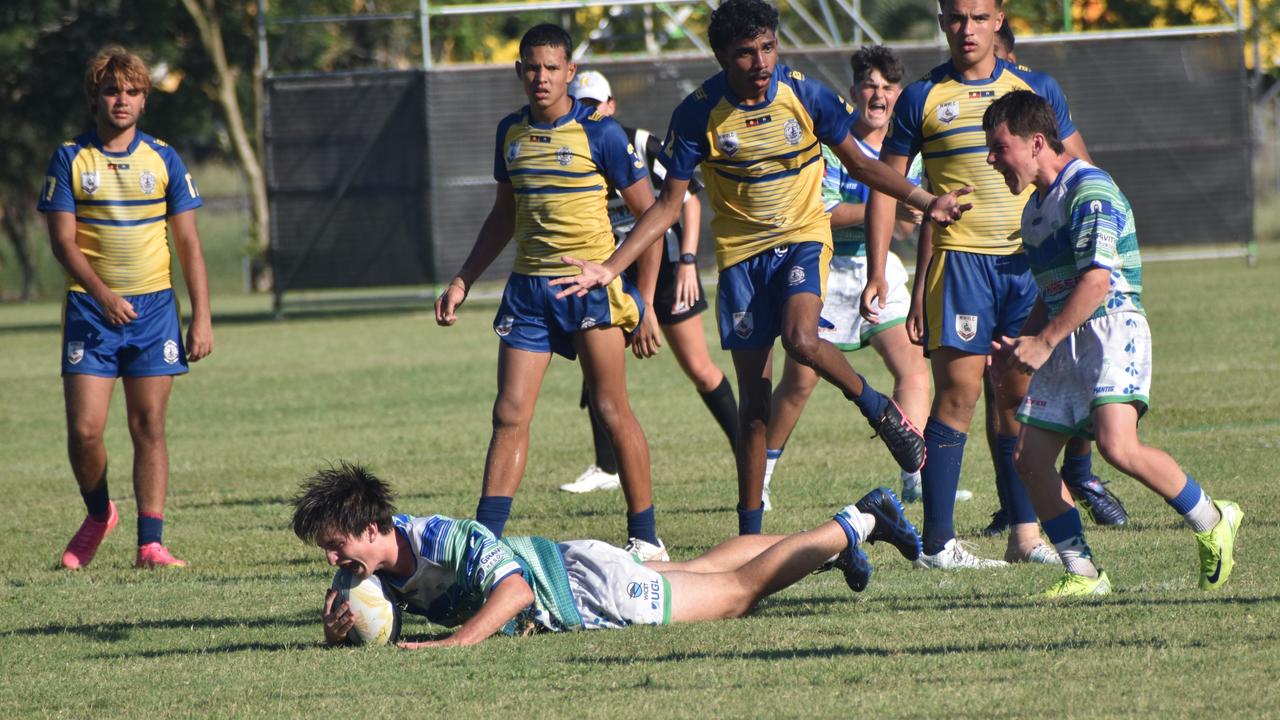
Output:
(708, 0), (779, 53)
(850, 45), (905, 87)
(291, 461), (397, 544)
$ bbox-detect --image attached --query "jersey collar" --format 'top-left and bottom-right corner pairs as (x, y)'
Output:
(1034, 157), (1081, 209)
(523, 99), (583, 130)
(944, 57), (1008, 86)
(89, 127), (143, 157)
(722, 65), (780, 110)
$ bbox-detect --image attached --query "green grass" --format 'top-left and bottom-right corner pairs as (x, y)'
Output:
(1, 253), (1278, 718)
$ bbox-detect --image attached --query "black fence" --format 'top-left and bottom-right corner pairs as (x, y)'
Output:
(264, 30), (1250, 297)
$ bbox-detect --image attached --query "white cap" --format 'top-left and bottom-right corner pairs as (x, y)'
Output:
(569, 70), (612, 103)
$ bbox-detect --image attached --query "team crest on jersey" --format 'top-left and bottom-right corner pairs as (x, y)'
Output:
(66, 341), (84, 365)
(716, 131), (740, 157)
(163, 339), (180, 365)
(782, 119), (802, 145)
(732, 312), (754, 338)
(80, 171), (100, 195)
(139, 170), (157, 194)
(955, 314), (978, 342)
(495, 315), (515, 336)
(507, 141), (521, 163)
(936, 101), (960, 125)
(788, 266), (806, 286)
(556, 146), (573, 166)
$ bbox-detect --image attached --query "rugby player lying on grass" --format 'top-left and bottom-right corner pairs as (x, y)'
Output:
(291, 462), (921, 647)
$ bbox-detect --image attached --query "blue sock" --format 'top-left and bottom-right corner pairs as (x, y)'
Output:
(81, 476), (111, 521)
(766, 448), (783, 461)
(998, 434), (1037, 525)
(137, 512), (164, 546)
(1166, 475), (1205, 515)
(921, 418), (966, 555)
(475, 496), (513, 537)
(1042, 506), (1086, 545)
(627, 505), (658, 545)
(1061, 449), (1093, 485)
(738, 505), (763, 535)
(845, 374), (888, 422)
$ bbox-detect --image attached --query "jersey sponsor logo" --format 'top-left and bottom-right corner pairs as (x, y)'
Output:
(732, 311), (754, 338)
(955, 314), (978, 342)
(716, 131), (740, 156)
(66, 341), (84, 365)
(495, 314), (515, 336)
(1095, 385), (1115, 393)
(626, 579), (664, 610)
(745, 115), (772, 127)
(139, 170), (157, 195)
(968, 90), (995, 99)
(783, 118), (802, 145)
(108, 162), (131, 171)
(477, 545), (506, 575)
(81, 171), (100, 195)
(936, 101), (960, 125)
(163, 339), (180, 365)
(626, 582), (644, 598)
(507, 141), (521, 163)
(788, 265), (806, 286)
(529, 134), (552, 143)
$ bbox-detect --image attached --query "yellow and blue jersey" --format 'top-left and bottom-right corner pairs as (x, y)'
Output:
(659, 63), (855, 270)
(494, 101), (648, 276)
(38, 130), (202, 295)
(884, 58), (1077, 255)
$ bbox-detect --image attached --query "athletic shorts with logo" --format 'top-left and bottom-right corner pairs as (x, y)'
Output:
(559, 539), (671, 629)
(62, 289), (188, 377)
(923, 249), (1038, 355)
(716, 241), (830, 350)
(820, 251), (910, 351)
(623, 253), (709, 325)
(494, 273), (644, 360)
(1016, 312), (1152, 439)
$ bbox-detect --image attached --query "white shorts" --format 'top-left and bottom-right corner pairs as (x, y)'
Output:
(560, 540), (671, 630)
(1016, 312), (1152, 439)
(819, 252), (910, 351)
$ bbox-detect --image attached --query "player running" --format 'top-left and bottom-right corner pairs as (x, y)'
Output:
(434, 25), (667, 560)
(983, 91), (1242, 595)
(553, 0), (972, 536)
(761, 46), (934, 512)
(561, 69), (738, 495)
(292, 462), (922, 646)
(40, 47), (213, 570)
(863, 0), (1087, 567)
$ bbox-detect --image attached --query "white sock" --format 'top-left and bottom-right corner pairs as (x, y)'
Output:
(1182, 492), (1220, 534)
(1053, 535), (1099, 579)
(764, 449), (781, 486)
(836, 505), (876, 544)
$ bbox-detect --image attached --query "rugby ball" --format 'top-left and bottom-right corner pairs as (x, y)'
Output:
(330, 569), (402, 646)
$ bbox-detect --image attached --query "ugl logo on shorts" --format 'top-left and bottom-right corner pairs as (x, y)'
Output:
(66, 341), (84, 365)
(732, 311), (754, 339)
(955, 314), (978, 343)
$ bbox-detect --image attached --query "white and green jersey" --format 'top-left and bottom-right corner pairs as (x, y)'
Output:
(1020, 159), (1143, 320)
(820, 122), (922, 257)
(382, 514), (582, 633)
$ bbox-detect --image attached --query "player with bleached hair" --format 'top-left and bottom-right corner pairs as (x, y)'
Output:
(983, 90), (1243, 596)
(292, 462), (922, 646)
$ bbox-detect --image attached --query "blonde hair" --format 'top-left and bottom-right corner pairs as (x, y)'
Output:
(85, 46), (151, 110)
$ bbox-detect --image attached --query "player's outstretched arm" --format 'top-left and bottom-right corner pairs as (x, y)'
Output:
(397, 574), (535, 649)
(435, 183), (516, 326)
(829, 135), (972, 228)
(170, 210), (214, 362)
(993, 268), (1109, 374)
(46, 211), (137, 326)
(552, 177), (687, 299)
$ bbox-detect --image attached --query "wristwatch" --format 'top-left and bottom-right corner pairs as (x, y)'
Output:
(679, 252), (697, 265)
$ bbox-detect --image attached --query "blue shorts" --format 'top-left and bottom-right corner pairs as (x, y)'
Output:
(923, 250), (1037, 355)
(494, 273), (644, 360)
(716, 241), (829, 350)
(62, 289), (189, 377)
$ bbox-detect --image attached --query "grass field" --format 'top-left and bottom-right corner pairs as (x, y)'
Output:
(1, 251), (1278, 718)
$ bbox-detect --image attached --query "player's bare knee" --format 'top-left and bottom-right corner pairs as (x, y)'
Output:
(127, 410), (167, 444)
(1094, 435), (1138, 474)
(780, 330), (820, 368)
(490, 400), (532, 433)
(66, 422), (104, 451)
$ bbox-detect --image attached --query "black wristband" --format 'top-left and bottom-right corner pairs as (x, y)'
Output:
(679, 252), (697, 265)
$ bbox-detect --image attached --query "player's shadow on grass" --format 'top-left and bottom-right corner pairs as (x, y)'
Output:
(4, 610), (317, 643)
